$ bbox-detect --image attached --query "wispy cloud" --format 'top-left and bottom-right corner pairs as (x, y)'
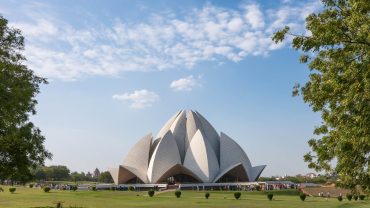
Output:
(2, 0), (322, 81)
(112, 89), (159, 109)
(170, 75), (202, 91)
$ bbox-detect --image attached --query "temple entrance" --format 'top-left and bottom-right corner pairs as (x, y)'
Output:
(215, 164), (249, 183)
(166, 173), (200, 184)
(125, 177), (144, 184)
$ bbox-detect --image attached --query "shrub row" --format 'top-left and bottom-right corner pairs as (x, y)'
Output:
(341, 194), (366, 201)
(4, 186), (368, 202)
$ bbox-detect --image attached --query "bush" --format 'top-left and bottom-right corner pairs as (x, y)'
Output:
(71, 185), (78, 191)
(29, 183), (34, 188)
(128, 186), (134, 191)
(110, 186), (116, 191)
(43, 187), (51, 193)
(148, 190), (155, 197)
(9, 187), (16, 193)
(0, 187), (4, 192)
(338, 195), (343, 201)
(267, 193), (273, 201)
(354, 195), (358, 201)
(205, 192), (210, 199)
(346, 193), (352, 201)
(91, 186), (96, 191)
(299, 193), (306, 201)
(175, 190), (181, 198)
(255, 185), (261, 191)
(54, 201), (64, 208)
(234, 192), (241, 200)
(359, 195), (365, 200)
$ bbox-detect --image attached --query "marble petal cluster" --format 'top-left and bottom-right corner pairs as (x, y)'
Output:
(109, 110), (266, 184)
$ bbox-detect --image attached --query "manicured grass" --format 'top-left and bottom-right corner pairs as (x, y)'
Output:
(0, 186), (368, 208)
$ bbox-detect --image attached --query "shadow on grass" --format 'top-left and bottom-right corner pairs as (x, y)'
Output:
(30, 207), (53, 208)
(337, 201), (370, 208)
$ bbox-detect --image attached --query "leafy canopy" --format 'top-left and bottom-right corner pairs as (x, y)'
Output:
(0, 15), (51, 182)
(273, 0), (369, 192)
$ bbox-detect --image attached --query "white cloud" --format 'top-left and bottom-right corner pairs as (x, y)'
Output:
(244, 4), (265, 29)
(170, 75), (201, 91)
(112, 89), (159, 109)
(2, 1), (322, 81)
(227, 18), (243, 32)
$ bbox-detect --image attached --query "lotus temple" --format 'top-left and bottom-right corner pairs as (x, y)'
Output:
(109, 110), (265, 185)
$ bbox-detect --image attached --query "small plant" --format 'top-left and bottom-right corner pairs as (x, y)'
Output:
(71, 185), (78, 191)
(255, 185), (261, 191)
(338, 195), (343, 201)
(346, 193), (353, 201)
(299, 193), (307, 201)
(43, 187), (51, 193)
(128, 186), (134, 191)
(9, 187), (16, 193)
(234, 192), (241, 200)
(148, 190), (155, 197)
(175, 190), (181, 198)
(267, 193), (273, 201)
(110, 186), (116, 191)
(354, 195), (358, 201)
(53, 201), (64, 208)
(29, 183), (34, 188)
(56, 202), (62, 208)
(0, 187), (4, 192)
(359, 195), (365, 200)
(205, 192), (210, 199)
(91, 186), (96, 191)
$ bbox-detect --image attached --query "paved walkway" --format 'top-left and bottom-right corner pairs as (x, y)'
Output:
(155, 189), (176, 195)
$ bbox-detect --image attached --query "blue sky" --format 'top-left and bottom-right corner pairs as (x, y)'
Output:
(1, 0), (323, 176)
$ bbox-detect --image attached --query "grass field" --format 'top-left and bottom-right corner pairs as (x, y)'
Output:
(0, 186), (369, 208)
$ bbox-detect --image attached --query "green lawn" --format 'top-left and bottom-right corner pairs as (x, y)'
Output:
(0, 186), (368, 208)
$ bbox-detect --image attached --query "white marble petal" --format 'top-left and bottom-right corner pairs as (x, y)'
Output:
(251, 165), (266, 181)
(185, 110), (203, 152)
(155, 111), (181, 140)
(183, 130), (219, 182)
(195, 111), (220, 160)
(108, 168), (119, 184)
(169, 110), (187, 162)
(218, 132), (253, 181)
(121, 133), (152, 183)
(147, 131), (181, 183)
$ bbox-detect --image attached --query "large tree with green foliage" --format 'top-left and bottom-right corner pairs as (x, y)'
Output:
(273, 0), (369, 192)
(0, 15), (51, 183)
(98, 171), (114, 183)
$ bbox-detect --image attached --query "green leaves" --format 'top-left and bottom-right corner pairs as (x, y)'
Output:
(273, 0), (370, 192)
(272, 26), (290, 44)
(0, 15), (51, 183)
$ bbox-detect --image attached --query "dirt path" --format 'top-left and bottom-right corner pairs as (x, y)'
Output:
(155, 189), (175, 195)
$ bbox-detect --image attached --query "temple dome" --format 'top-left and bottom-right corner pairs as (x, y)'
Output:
(109, 110), (265, 184)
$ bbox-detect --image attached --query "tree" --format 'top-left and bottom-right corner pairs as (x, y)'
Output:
(86, 171), (93, 179)
(93, 168), (100, 181)
(273, 0), (369, 192)
(44, 166), (70, 181)
(30, 166), (47, 181)
(98, 171), (114, 183)
(70, 171), (86, 182)
(0, 15), (51, 183)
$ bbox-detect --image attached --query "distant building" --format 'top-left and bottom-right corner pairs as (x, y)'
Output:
(109, 110), (266, 184)
(305, 173), (317, 178)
